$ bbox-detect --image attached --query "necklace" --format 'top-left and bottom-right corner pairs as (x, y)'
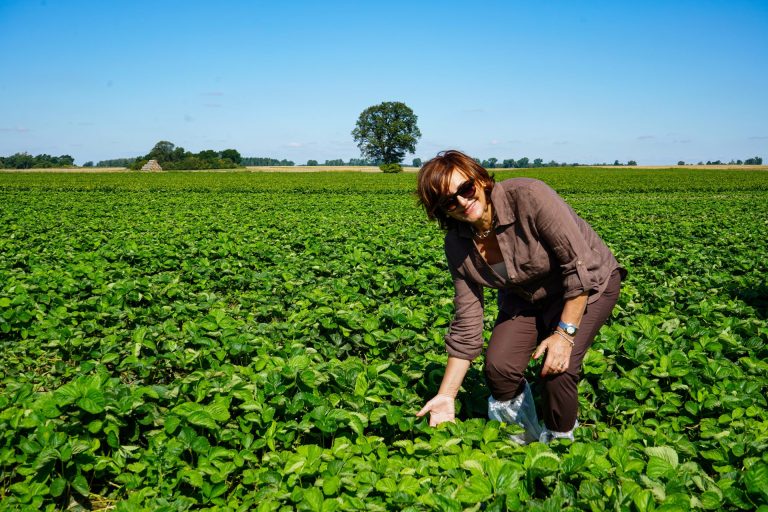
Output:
(473, 208), (497, 240)
(472, 226), (494, 239)
(473, 217), (497, 239)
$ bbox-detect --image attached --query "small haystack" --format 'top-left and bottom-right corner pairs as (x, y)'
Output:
(141, 159), (163, 171)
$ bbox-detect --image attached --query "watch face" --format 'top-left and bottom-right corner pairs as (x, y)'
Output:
(560, 322), (577, 335)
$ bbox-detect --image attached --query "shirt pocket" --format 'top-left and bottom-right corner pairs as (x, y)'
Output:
(515, 241), (550, 281)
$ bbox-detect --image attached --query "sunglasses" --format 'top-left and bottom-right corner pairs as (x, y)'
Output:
(439, 178), (477, 212)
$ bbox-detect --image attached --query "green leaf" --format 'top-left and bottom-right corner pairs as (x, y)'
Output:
(127, 462), (146, 473)
(397, 475), (420, 495)
(433, 494), (463, 512)
(744, 462), (768, 500)
(495, 464), (521, 493)
(633, 489), (653, 512)
(70, 473), (89, 496)
(184, 469), (204, 488)
(375, 478), (397, 493)
(323, 475), (341, 496)
(54, 382), (80, 406)
(173, 402), (203, 416)
(205, 398), (231, 423)
(644, 446), (679, 468)
(77, 388), (105, 414)
(646, 457), (674, 479)
(354, 372), (368, 396)
(50, 477), (67, 498)
(186, 410), (217, 430)
(362, 317), (379, 332)
(33, 447), (59, 471)
(700, 490), (723, 510)
(529, 452), (561, 477)
(283, 454), (306, 475)
(87, 419), (103, 433)
(348, 414), (365, 437)
(456, 474), (493, 503)
(461, 458), (484, 474)
(164, 415), (181, 434)
(302, 487), (324, 512)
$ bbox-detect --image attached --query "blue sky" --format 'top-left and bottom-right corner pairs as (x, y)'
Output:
(1, 0), (766, 165)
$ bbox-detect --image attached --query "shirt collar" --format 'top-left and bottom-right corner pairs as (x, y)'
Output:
(491, 182), (516, 226)
(457, 222), (474, 239)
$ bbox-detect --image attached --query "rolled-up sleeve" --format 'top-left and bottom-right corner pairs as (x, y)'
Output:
(526, 181), (601, 299)
(444, 258), (485, 360)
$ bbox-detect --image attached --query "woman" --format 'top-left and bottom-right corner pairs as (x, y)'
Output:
(415, 150), (624, 443)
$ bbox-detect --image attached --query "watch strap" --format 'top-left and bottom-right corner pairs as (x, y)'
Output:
(558, 321), (579, 336)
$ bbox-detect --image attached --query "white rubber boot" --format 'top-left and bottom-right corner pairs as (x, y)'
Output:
(487, 381), (543, 445)
(539, 420), (578, 444)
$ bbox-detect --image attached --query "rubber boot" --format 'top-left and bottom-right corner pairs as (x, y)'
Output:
(487, 380), (543, 445)
(539, 420), (579, 444)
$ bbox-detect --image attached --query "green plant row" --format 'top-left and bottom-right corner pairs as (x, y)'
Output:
(2, 167), (768, 193)
(0, 172), (766, 510)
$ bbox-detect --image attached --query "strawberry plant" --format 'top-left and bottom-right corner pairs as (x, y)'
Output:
(0, 169), (766, 510)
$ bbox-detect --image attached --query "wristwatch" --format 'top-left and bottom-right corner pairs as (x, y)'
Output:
(558, 321), (578, 336)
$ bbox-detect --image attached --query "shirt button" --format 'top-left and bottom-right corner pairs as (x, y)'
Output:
(577, 260), (583, 265)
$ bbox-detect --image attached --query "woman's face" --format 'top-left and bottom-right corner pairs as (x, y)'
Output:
(443, 169), (489, 224)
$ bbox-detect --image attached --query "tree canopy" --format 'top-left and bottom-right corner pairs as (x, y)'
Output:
(0, 153), (74, 169)
(240, 157), (295, 166)
(352, 101), (421, 164)
(131, 141), (242, 170)
(97, 158), (135, 168)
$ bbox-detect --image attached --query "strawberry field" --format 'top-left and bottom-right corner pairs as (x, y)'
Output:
(1, 168), (766, 511)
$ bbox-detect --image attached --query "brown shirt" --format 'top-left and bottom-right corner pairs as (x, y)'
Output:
(444, 178), (623, 360)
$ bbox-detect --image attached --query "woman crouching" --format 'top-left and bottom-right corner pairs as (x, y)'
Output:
(415, 150), (624, 443)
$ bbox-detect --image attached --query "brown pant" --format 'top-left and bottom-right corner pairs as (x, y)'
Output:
(484, 269), (622, 432)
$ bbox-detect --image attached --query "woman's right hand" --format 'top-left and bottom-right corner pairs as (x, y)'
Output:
(416, 394), (456, 426)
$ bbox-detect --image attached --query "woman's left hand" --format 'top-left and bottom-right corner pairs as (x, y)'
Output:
(533, 333), (573, 376)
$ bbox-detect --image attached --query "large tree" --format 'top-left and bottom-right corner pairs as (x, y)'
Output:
(220, 149), (242, 164)
(148, 140), (178, 162)
(352, 101), (421, 164)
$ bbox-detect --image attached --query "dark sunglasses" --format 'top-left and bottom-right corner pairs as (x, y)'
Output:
(439, 178), (477, 212)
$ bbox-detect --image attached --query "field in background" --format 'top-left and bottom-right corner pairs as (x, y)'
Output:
(3, 164), (767, 173)
(0, 167), (130, 173)
(0, 169), (766, 509)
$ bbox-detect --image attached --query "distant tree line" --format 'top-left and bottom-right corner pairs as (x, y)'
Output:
(678, 156), (763, 165)
(130, 141), (242, 170)
(304, 158), (378, 166)
(0, 152), (75, 169)
(241, 157), (295, 166)
(96, 158), (136, 167)
(473, 157), (582, 168)
(415, 156), (764, 168)
(410, 156), (604, 168)
(5, 146), (763, 170)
